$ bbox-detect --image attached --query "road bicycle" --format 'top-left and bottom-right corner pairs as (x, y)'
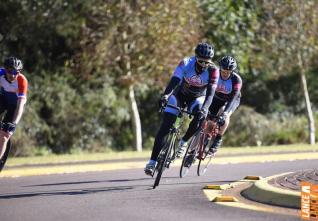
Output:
(152, 104), (193, 189)
(180, 115), (220, 177)
(0, 122), (12, 172)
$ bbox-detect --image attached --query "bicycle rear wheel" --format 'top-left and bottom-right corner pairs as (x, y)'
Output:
(153, 132), (176, 189)
(179, 131), (200, 178)
(0, 139), (12, 172)
(197, 136), (213, 176)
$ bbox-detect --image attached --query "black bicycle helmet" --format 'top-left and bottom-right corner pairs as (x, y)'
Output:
(4, 57), (23, 70)
(195, 42), (214, 59)
(219, 56), (237, 71)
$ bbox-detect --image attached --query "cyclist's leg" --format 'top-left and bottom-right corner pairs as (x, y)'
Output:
(150, 112), (177, 161)
(174, 96), (204, 158)
(0, 97), (12, 159)
(208, 98), (226, 153)
(182, 96), (205, 142)
(218, 97), (240, 135)
(0, 130), (9, 159)
(145, 95), (180, 173)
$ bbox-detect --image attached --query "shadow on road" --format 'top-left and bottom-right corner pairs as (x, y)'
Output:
(0, 176), (239, 199)
(23, 176), (237, 188)
(23, 177), (153, 187)
(0, 186), (134, 199)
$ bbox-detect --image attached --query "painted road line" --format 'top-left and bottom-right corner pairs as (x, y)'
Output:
(0, 161), (147, 178)
(214, 201), (286, 214)
(203, 189), (222, 201)
(211, 152), (318, 165)
(1, 152), (318, 178)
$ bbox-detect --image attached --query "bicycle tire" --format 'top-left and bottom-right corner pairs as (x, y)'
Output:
(0, 139), (11, 172)
(197, 136), (213, 176)
(179, 131), (200, 178)
(153, 132), (176, 189)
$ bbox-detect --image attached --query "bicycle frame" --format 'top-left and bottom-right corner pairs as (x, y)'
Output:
(165, 104), (194, 164)
(153, 104), (193, 188)
(197, 117), (220, 160)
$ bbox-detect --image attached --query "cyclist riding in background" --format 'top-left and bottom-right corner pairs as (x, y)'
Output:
(207, 56), (242, 155)
(144, 42), (220, 175)
(0, 57), (28, 161)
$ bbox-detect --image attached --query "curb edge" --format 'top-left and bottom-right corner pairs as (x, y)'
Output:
(241, 172), (300, 209)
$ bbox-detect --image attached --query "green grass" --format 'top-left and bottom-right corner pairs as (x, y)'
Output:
(6, 143), (318, 167)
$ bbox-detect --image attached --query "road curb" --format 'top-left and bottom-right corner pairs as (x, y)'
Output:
(241, 172), (300, 209)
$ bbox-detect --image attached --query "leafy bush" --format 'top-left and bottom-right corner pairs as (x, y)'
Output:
(224, 105), (310, 147)
(225, 106), (271, 146)
(10, 71), (133, 155)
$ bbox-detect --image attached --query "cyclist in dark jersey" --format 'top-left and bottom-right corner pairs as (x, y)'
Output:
(0, 57), (28, 161)
(144, 42), (220, 175)
(208, 56), (242, 154)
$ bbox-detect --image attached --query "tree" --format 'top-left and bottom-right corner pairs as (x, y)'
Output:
(199, 0), (259, 74)
(253, 0), (318, 144)
(76, 0), (201, 151)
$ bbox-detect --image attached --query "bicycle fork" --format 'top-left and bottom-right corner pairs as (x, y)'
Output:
(197, 132), (211, 160)
(165, 132), (178, 168)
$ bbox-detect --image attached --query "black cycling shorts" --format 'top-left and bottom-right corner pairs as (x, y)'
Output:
(0, 93), (16, 123)
(209, 97), (240, 116)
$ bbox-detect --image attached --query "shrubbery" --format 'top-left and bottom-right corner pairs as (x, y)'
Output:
(225, 106), (313, 147)
(10, 72), (135, 155)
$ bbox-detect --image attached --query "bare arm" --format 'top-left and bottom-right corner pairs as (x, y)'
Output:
(12, 97), (26, 124)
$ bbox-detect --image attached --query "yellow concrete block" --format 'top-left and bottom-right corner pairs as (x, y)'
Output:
(212, 196), (238, 202)
(205, 185), (223, 190)
(244, 176), (262, 180)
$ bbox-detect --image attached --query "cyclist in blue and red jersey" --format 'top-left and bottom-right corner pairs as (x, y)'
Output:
(208, 56), (242, 154)
(0, 57), (28, 161)
(144, 43), (220, 175)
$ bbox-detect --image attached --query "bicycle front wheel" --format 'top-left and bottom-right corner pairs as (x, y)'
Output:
(197, 136), (213, 176)
(0, 139), (12, 172)
(153, 132), (176, 189)
(180, 131), (200, 178)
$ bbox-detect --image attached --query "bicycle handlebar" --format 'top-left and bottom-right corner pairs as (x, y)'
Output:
(160, 104), (194, 116)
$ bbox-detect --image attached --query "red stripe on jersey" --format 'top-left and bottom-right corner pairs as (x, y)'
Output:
(209, 68), (220, 84)
(17, 74), (28, 96)
(234, 83), (242, 90)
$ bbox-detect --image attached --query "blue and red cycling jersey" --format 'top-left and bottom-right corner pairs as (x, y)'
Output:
(215, 71), (242, 102)
(172, 56), (219, 98)
(0, 68), (28, 105)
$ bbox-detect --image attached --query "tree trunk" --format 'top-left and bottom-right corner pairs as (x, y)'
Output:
(123, 30), (142, 151)
(129, 85), (143, 151)
(297, 52), (315, 145)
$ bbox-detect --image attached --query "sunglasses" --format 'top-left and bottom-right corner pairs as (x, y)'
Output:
(196, 57), (212, 67)
(6, 69), (19, 75)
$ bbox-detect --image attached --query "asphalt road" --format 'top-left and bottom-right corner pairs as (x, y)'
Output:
(0, 159), (317, 221)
